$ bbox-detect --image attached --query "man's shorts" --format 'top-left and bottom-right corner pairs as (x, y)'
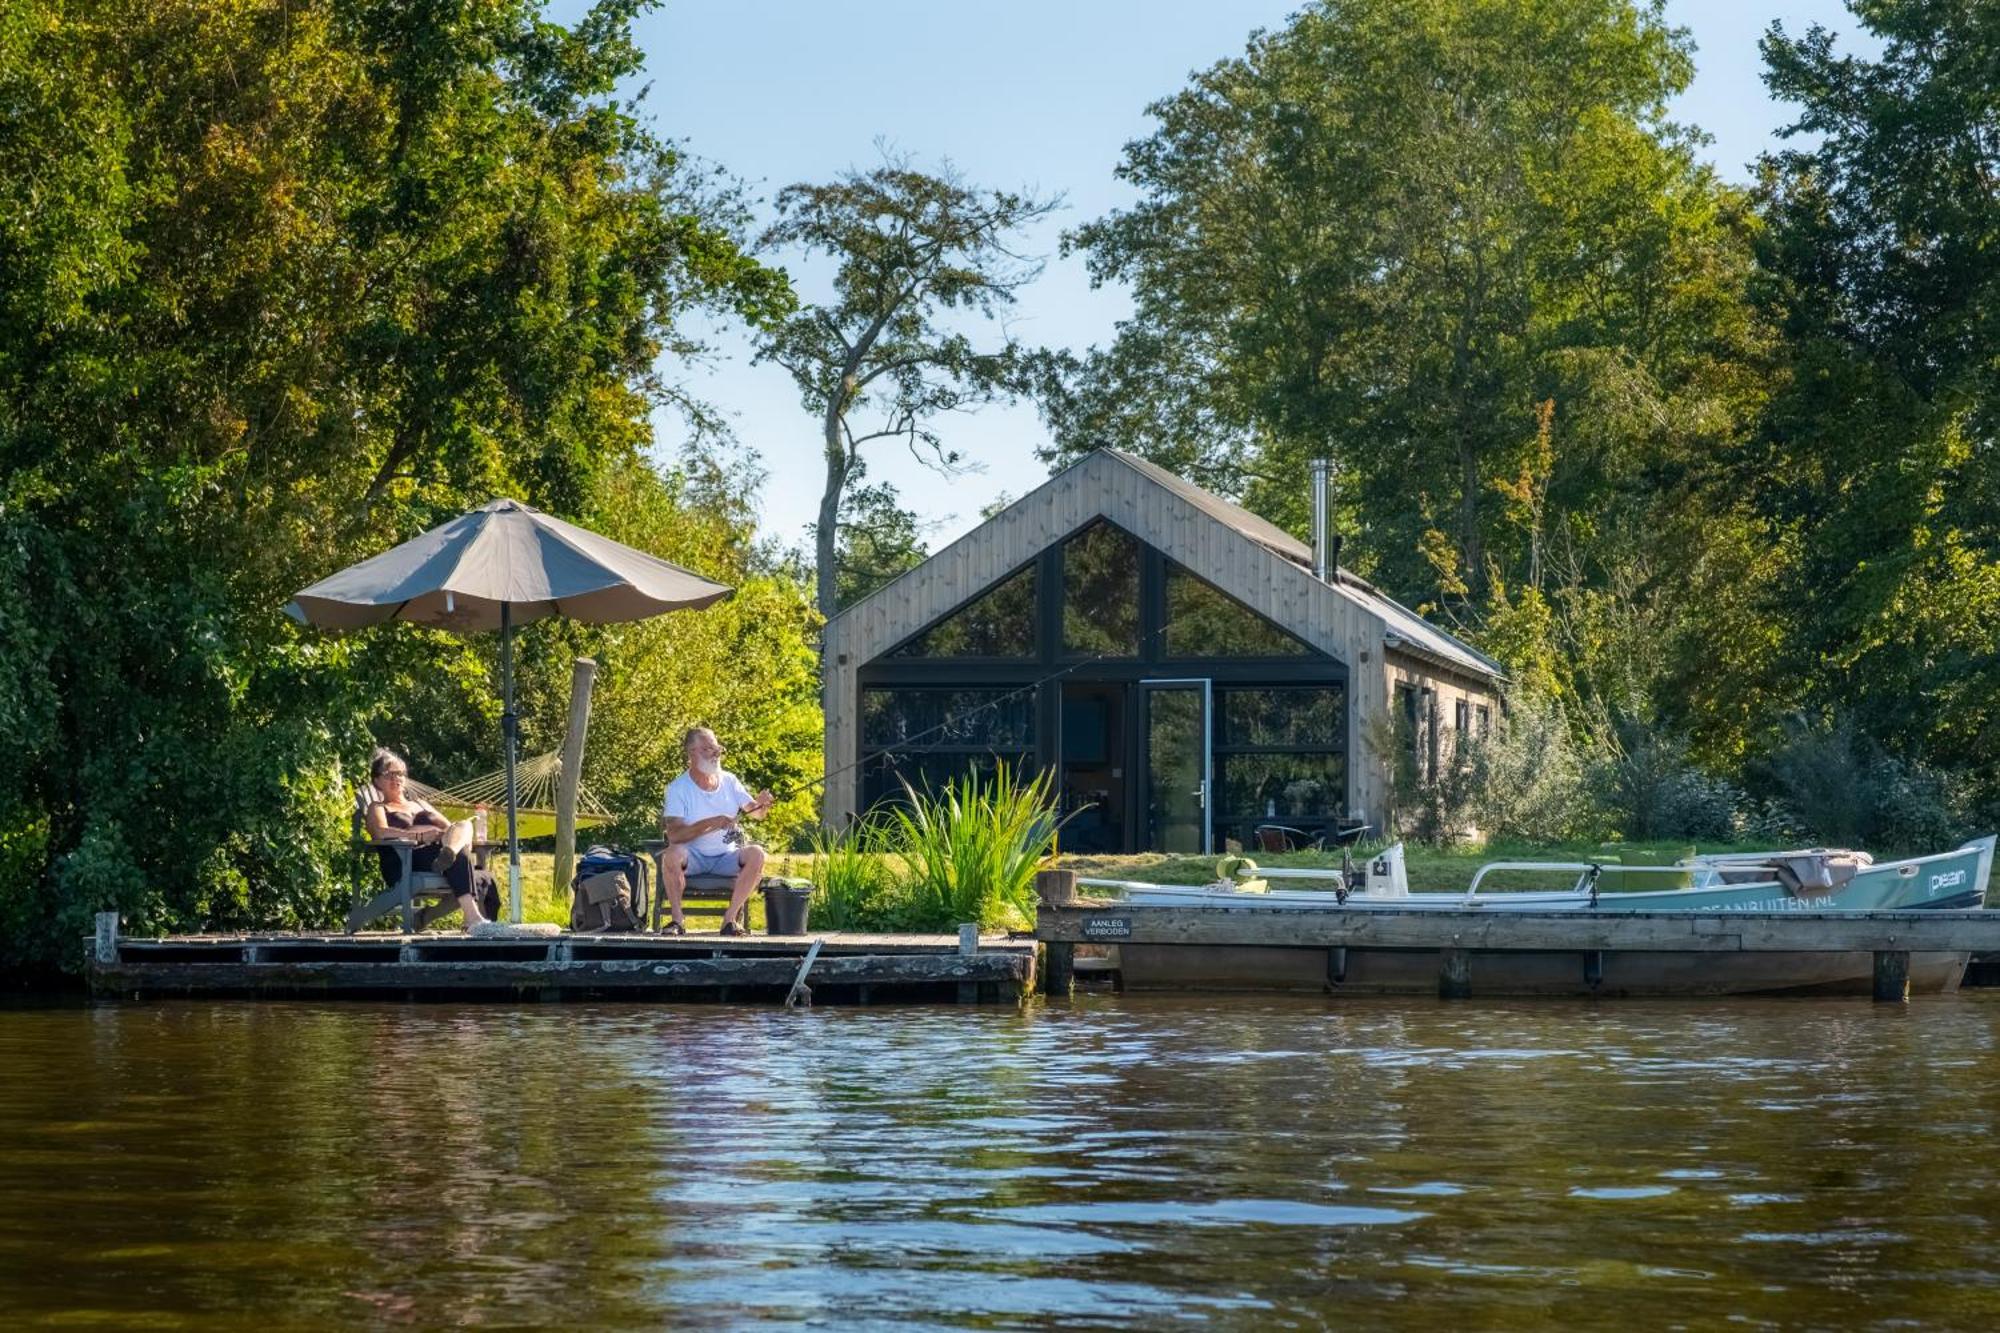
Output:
(683, 846), (747, 878)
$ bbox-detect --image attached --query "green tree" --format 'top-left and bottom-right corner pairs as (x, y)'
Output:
(1753, 0), (2000, 815)
(1049, 0), (1771, 744)
(754, 151), (1058, 618)
(0, 0), (794, 971)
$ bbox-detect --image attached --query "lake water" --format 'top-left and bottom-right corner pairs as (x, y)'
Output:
(4, 994), (2000, 1329)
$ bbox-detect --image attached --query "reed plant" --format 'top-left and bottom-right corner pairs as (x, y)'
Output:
(886, 761), (1062, 931)
(806, 819), (903, 930)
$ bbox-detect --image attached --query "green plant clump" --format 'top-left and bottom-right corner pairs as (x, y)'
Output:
(809, 763), (1062, 932)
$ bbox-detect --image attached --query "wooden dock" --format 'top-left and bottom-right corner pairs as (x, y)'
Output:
(87, 916), (1036, 1006)
(1036, 900), (2000, 1000)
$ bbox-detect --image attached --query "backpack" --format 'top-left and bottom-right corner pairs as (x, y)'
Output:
(570, 845), (649, 932)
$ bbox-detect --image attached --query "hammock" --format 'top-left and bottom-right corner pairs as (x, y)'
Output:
(414, 751), (613, 840)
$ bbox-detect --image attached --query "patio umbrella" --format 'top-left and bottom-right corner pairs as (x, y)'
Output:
(288, 498), (733, 922)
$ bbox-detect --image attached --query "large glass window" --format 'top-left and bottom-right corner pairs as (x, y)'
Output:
(859, 687), (1037, 810)
(886, 565), (1037, 659)
(1212, 684), (1346, 839)
(1061, 521), (1141, 657)
(1163, 564), (1313, 657)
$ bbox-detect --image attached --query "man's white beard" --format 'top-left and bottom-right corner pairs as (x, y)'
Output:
(694, 756), (720, 777)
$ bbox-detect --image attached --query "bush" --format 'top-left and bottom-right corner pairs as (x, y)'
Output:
(1370, 693), (1605, 848)
(887, 762), (1063, 931)
(1755, 714), (1968, 855)
(1596, 733), (1743, 842)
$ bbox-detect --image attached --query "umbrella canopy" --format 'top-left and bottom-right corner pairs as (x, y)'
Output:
(290, 498), (734, 924)
(289, 498), (732, 630)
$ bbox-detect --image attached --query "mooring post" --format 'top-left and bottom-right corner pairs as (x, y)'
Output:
(93, 912), (119, 967)
(958, 923), (978, 956)
(1873, 950), (1910, 1004)
(1439, 947), (1472, 1000)
(1036, 867), (1078, 998)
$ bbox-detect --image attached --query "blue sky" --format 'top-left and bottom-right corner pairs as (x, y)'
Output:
(606, 1), (1869, 552)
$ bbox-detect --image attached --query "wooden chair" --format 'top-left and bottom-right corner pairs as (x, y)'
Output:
(346, 785), (465, 934)
(641, 839), (749, 931)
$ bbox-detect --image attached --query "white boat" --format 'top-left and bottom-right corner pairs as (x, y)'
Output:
(1079, 836), (1996, 996)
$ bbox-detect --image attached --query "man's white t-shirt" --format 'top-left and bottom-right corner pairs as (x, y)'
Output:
(662, 769), (753, 856)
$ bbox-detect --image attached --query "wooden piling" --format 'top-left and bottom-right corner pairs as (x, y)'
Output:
(1438, 948), (1471, 1000)
(93, 912), (119, 966)
(1873, 950), (1910, 1003)
(1037, 869), (1078, 998)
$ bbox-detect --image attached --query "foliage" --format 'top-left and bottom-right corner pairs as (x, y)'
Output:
(0, 0), (797, 973)
(805, 820), (904, 931)
(1753, 715), (1967, 857)
(1749, 1), (2000, 823)
(754, 149), (1059, 617)
(1370, 695), (1604, 848)
(1595, 732), (1742, 843)
(829, 481), (935, 608)
(885, 762), (1062, 931)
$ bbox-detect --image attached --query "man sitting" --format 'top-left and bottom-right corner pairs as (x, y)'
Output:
(658, 726), (774, 935)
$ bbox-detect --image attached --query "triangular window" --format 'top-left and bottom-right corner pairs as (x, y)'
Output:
(1163, 563), (1313, 657)
(886, 564), (1037, 658)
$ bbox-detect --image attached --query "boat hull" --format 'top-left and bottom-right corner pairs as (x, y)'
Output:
(1114, 944), (1971, 996)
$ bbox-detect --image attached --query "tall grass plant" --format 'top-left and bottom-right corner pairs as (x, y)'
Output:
(886, 762), (1062, 931)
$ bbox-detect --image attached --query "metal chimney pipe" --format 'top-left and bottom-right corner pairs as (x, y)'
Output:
(1310, 457), (1331, 581)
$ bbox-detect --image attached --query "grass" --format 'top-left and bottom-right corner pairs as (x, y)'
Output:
(434, 851), (765, 931)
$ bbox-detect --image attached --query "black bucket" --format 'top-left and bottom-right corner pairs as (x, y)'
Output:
(762, 882), (813, 936)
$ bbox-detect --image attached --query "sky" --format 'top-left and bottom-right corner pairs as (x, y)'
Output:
(602, 0), (1872, 554)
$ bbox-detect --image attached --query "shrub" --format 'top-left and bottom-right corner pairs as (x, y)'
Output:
(1755, 714), (1968, 855)
(1597, 733), (1743, 842)
(886, 761), (1062, 931)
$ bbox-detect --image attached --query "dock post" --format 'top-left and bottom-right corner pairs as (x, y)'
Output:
(1438, 948), (1472, 1000)
(958, 923), (978, 956)
(93, 912), (119, 967)
(1873, 950), (1910, 1003)
(1036, 868), (1078, 998)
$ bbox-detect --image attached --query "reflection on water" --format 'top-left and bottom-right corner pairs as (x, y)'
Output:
(4, 995), (2000, 1328)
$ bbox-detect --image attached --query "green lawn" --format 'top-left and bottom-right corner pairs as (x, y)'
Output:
(473, 852), (765, 931)
(1050, 838), (1771, 894)
(432, 837), (1764, 933)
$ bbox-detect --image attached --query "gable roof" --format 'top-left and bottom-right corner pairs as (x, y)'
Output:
(825, 449), (1504, 683)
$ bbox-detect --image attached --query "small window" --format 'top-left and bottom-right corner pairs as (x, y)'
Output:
(1476, 704), (1491, 737)
(886, 565), (1036, 659)
(1061, 521), (1141, 657)
(1454, 699), (1470, 733)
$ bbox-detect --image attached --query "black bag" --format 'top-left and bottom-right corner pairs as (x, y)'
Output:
(570, 846), (648, 932)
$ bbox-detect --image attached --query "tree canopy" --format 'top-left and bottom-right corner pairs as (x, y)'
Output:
(0, 0), (813, 970)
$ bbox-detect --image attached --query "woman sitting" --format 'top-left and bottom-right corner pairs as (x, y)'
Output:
(365, 747), (489, 928)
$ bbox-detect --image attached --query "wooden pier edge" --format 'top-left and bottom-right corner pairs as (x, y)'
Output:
(1035, 901), (2000, 1002)
(85, 930), (1038, 1005)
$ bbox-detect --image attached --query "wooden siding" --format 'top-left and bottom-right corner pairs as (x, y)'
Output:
(823, 451), (1391, 829)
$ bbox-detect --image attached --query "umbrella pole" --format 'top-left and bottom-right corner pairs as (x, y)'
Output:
(502, 602), (523, 924)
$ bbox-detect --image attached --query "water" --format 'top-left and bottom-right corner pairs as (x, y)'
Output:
(5, 994), (2000, 1328)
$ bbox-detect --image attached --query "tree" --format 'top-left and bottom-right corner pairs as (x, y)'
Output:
(754, 152), (1058, 618)
(1752, 0), (2000, 816)
(1045, 0), (1771, 743)
(0, 0), (794, 971)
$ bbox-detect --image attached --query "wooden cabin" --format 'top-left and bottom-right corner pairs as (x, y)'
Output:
(820, 449), (1505, 853)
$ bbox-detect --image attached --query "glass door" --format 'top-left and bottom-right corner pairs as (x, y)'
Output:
(1142, 678), (1212, 853)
